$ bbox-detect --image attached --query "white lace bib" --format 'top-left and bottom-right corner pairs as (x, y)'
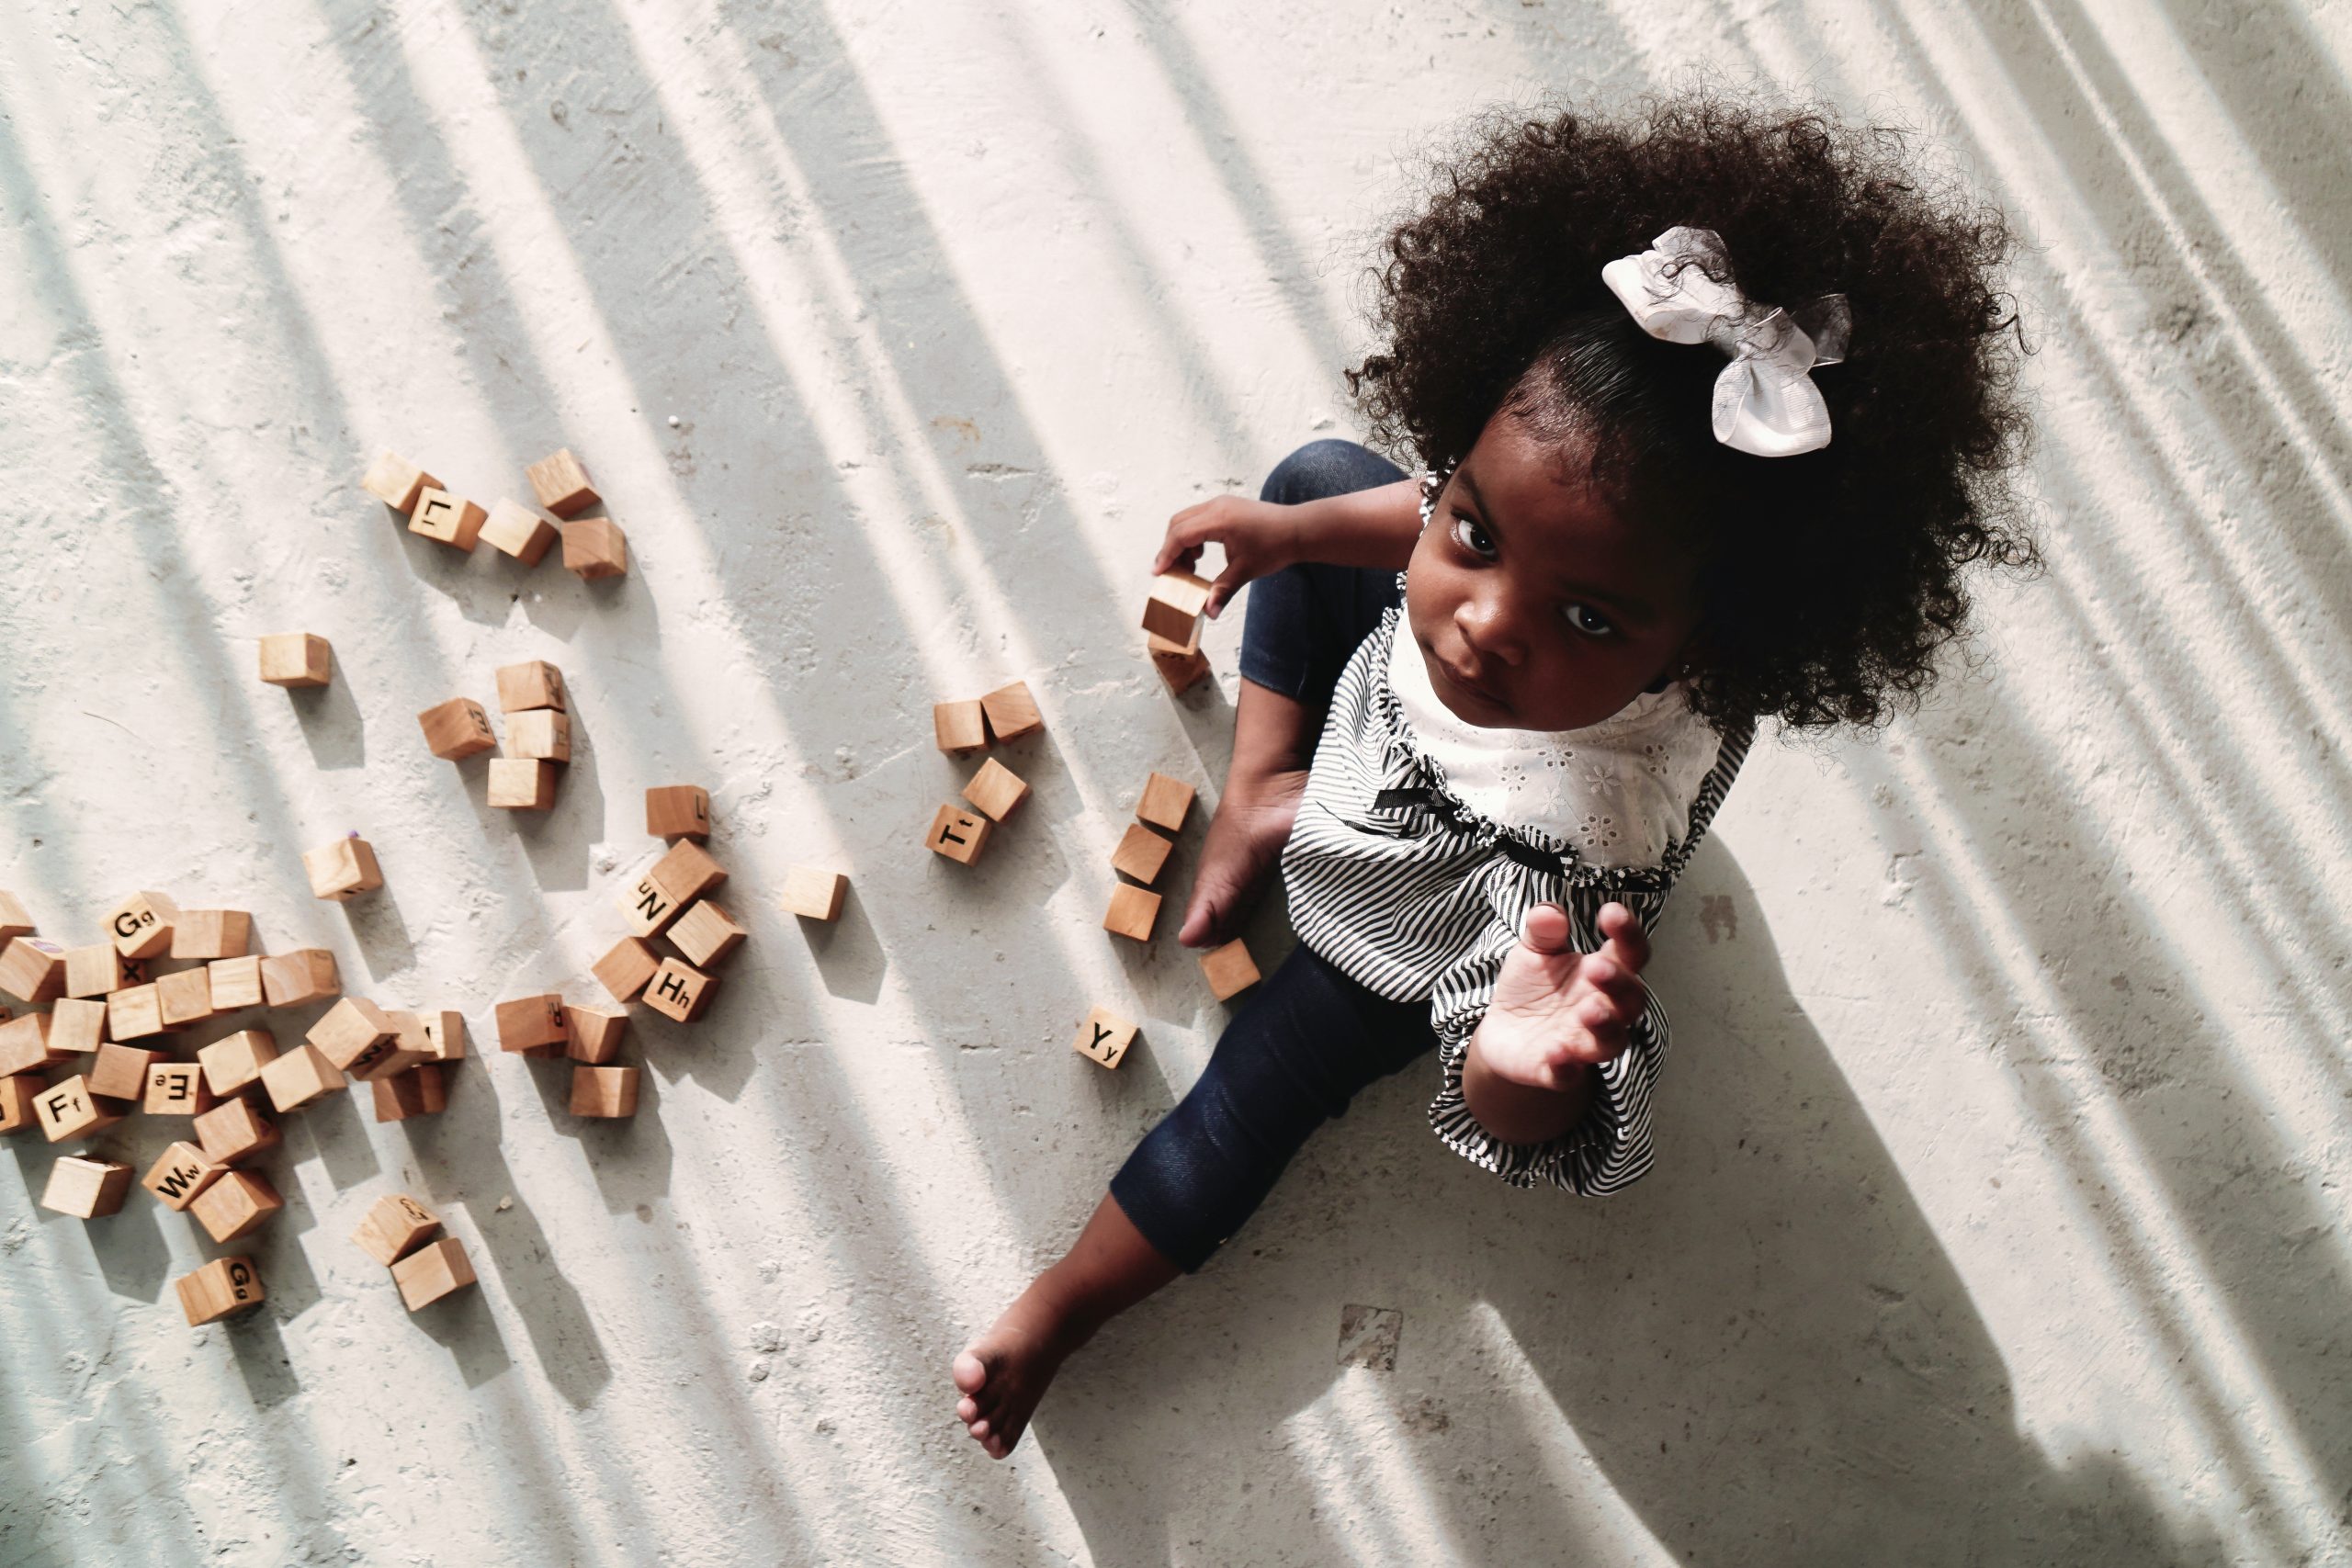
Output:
(1385, 621), (1725, 869)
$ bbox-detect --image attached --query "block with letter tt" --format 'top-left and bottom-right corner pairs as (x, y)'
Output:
(778, 866), (846, 921)
(353, 1192), (442, 1265)
(418, 697), (498, 761)
(304, 837), (383, 900)
(175, 1257), (265, 1325)
(1072, 1006), (1136, 1071)
(642, 958), (716, 1023)
(925, 805), (992, 865)
(259, 634), (334, 687)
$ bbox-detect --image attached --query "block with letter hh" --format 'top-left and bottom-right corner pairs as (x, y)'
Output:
(88, 1041), (165, 1101)
(961, 758), (1030, 822)
(667, 900), (746, 969)
(503, 709), (571, 762)
(304, 837), (383, 900)
(1102, 884), (1162, 943)
(0, 1074), (37, 1134)
(361, 450), (440, 513)
(353, 1192), (442, 1265)
(1, 937), (69, 1001)
(48, 997), (107, 1056)
(109, 982), (172, 1043)
(980, 680), (1045, 743)
(171, 910), (252, 961)
(391, 1235), (478, 1311)
(261, 948), (340, 1008)
(0, 1011), (69, 1076)
(42, 1156), (134, 1219)
(259, 633), (334, 687)
(569, 1064), (639, 1118)
(63, 942), (132, 998)
(565, 1004), (628, 1065)
(594, 936), (660, 1002)
(420, 1010), (466, 1062)
(561, 517), (628, 580)
(933, 699), (986, 755)
(198, 1029), (279, 1097)
(1199, 938), (1261, 1001)
(418, 697), (498, 761)
(259, 1042), (346, 1112)
(1111, 823), (1174, 886)
(143, 1141), (229, 1211)
(649, 839), (728, 906)
(157, 966), (215, 1029)
(779, 866), (847, 921)
(642, 958), (716, 1022)
(526, 447), (600, 518)
(1136, 772), (1195, 834)
(144, 1060), (218, 1116)
(645, 784), (710, 840)
(104, 893), (179, 960)
(307, 997), (400, 1078)
(209, 955), (265, 1011)
(495, 660), (567, 713)
(193, 1095), (280, 1164)
(34, 1076), (127, 1143)
(488, 758), (557, 810)
(1142, 570), (1214, 644)
(371, 1063), (447, 1122)
(494, 993), (570, 1055)
(481, 499), (559, 564)
(925, 805), (992, 865)
(191, 1168), (283, 1243)
(1072, 1006), (1136, 1070)
(410, 487), (487, 551)
(0, 889), (30, 942)
(175, 1256), (266, 1325)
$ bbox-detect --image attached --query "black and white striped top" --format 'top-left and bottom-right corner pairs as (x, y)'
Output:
(1280, 585), (1757, 1193)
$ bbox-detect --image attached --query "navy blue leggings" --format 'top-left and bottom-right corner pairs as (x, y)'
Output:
(1107, 439), (1439, 1274)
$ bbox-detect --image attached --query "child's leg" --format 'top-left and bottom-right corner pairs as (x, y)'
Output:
(953, 943), (1436, 1458)
(1180, 438), (1408, 949)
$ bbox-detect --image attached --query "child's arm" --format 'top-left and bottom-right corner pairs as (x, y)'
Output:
(1459, 903), (1650, 1143)
(1152, 478), (1422, 620)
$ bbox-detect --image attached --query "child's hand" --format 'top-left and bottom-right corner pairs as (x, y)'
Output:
(1471, 902), (1652, 1092)
(1152, 496), (1303, 620)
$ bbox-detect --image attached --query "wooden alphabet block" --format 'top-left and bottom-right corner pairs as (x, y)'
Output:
(642, 958), (716, 1022)
(925, 805), (992, 865)
(371, 1063), (447, 1122)
(260, 948), (340, 1007)
(648, 839), (728, 905)
(645, 784), (710, 840)
(1111, 822), (1174, 886)
(1072, 1006), (1136, 1070)
(88, 1041), (164, 1101)
(208, 955), (265, 1012)
(0, 1011), (69, 1076)
(361, 450), (440, 513)
(1142, 570), (1214, 644)
(34, 1076), (127, 1143)
(63, 943), (130, 998)
(1102, 884), (1162, 943)
(481, 498), (560, 564)
(526, 447), (600, 518)
(193, 1095), (280, 1164)
(560, 517), (628, 579)
(42, 1156), (134, 1219)
(420, 1010), (466, 1062)
(615, 872), (682, 939)
(667, 901), (746, 968)
(933, 699), (987, 755)
(307, 997), (399, 1077)
(1136, 772), (1196, 834)
(2, 936), (71, 1000)
(1199, 939), (1261, 1000)
(391, 1236), (478, 1311)
(494, 994), (569, 1054)
(0, 890), (30, 942)
(487, 757), (558, 809)
(980, 680), (1045, 742)
(564, 1004), (628, 1064)
(961, 757), (1030, 822)
(503, 709), (572, 763)
(198, 1029), (279, 1097)
(143, 1141), (229, 1211)
(191, 1168), (283, 1243)
(48, 997), (107, 1056)
(494, 660), (567, 713)
(144, 1060), (218, 1115)
(170, 911), (252, 961)
(410, 487), (488, 551)
(569, 1064), (639, 1118)
(374, 1011), (436, 1077)
(418, 697), (498, 760)
(259, 1042), (346, 1111)
(175, 1256), (266, 1325)
(104, 893), (179, 961)
(353, 1192), (442, 1266)
(156, 966), (215, 1028)
(1148, 629), (1210, 694)
(778, 866), (847, 921)
(304, 837), (383, 900)
(594, 936), (660, 1002)
(0, 1074), (37, 1134)
(258, 633), (334, 687)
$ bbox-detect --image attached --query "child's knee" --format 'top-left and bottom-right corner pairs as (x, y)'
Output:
(1259, 438), (1403, 506)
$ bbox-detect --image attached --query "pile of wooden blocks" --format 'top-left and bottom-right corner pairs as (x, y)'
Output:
(1102, 773), (1195, 944)
(926, 680), (1045, 867)
(352, 1191), (477, 1312)
(419, 660), (574, 811)
(363, 446), (627, 581)
(1143, 569), (1214, 694)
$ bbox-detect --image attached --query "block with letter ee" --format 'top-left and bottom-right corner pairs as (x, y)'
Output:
(980, 680), (1045, 742)
(487, 758), (557, 810)
(925, 805), (992, 865)
(561, 517), (627, 580)
(642, 958), (716, 1022)
(193, 1095), (280, 1164)
(494, 660), (567, 713)
(593, 936), (660, 1003)
(961, 758), (1029, 822)
(34, 1076), (127, 1143)
(569, 1064), (639, 1118)
(1072, 1006), (1136, 1070)
(391, 1236), (477, 1311)
(258, 634), (332, 688)
(143, 1141), (229, 1211)
(361, 450), (439, 513)
(778, 866), (846, 921)
(494, 993), (569, 1055)
(645, 784), (710, 840)
(371, 1063), (447, 1122)
(191, 1168), (283, 1243)
(418, 697), (498, 761)
(259, 1042), (346, 1112)
(144, 1060), (218, 1116)
(304, 837), (383, 900)
(410, 487), (487, 551)
(261, 948), (340, 1008)
(175, 1257), (265, 1325)
(526, 447), (600, 518)
(353, 1192), (442, 1265)
(1142, 570), (1213, 645)
(1102, 884), (1162, 943)
(42, 1156), (134, 1218)
(481, 498), (559, 564)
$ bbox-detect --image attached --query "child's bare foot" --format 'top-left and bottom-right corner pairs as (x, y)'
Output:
(951, 1280), (1094, 1460)
(1178, 767), (1307, 948)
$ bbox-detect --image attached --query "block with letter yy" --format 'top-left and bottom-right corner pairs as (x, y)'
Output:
(42, 1156), (134, 1219)
(779, 866), (846, 922)
(481, 498), (559, 564)
(961, 757), (1029, 823)
(980, 680), (1044, 743)
(157, 966), (215, 1028)
(561, 517), (628, 580)
(63, 942), (133, 998)
(48, 997), (107, 1056)
(307, 997), (398, 1078)
(648, 839), (727, 905)
(503, 709), (571, 762)
(352, 1192), (441, 1266)
(304, 837), (383, 901)
(667, 900), (746, 969)
(170, 910), (252, 961)
(494, 659), (567, 713)
(259, 1042), (346, 1112)
(34, 1076), (127, 1143)
(1199, 939), (1261, 1001)
(0, 1074), (37, 1134)
(569, 1064), (639, 1119)
(420, 1010), (466, 1062)
(259, 633), (334, 687)
(1111, 822), (1174, 886)
(642, 958), (716, 1022)
(198, 1029), (278, 1097)
(494, 993), (570, 1055)
(175, 1256), (265, 1325)
(193, 1095), (280, 1164)
(143, 1141), (228, 1211)
(1072, 1006), (1136, 1070)
(488, 757), (557, 809)
(361, 449), (439, 513)
(645, 784), (710, 840)
(0, 1011), (70, 1076)
(526, 446), (600, 518)
(144, 1059), (218, 1116)
(418, 697), (498, 761)
(371, 1063), (447, 1122)
(925, 805), (992, 865)
(1102, 884), (1162, 943)
(410, 487), (487, 551)
(260, 948), (339, 1008)
(594, 936), (660, 1002)
(104, 893), (179, 961)
(191, 1168), (284, 1243)
(565, 1004), (628, 1064)
(209, 955), (265, 1012)
(0, 889), (31, 942)
(1136, 772), (1195, 834)
(88, 1041), (164, 1101)
(392, 1236), (478, 1311)
(2, 936), (70, 1001)
(1142, 570), (1213, 645)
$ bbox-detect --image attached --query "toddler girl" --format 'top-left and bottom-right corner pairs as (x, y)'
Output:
(954, 88), (2038, 1458)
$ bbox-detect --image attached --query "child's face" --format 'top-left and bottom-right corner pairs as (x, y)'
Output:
(1406, 411), (1704, 730)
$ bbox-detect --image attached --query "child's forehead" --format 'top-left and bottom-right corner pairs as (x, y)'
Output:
(1453, 419), (1701, 605)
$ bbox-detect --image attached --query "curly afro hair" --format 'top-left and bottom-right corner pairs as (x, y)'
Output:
(1349, 84), (2042, 739)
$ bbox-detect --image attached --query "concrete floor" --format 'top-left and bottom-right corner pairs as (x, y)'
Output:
(3, 1), (2347, 1563)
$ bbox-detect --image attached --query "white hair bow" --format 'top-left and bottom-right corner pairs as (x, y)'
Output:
(1600, 224), (1852, 457)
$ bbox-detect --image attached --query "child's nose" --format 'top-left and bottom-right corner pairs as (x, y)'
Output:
(1455, 589), (1526, 667)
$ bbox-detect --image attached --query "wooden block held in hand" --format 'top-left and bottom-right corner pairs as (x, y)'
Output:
(144, 1141), (229, 1211)
(63, 943), (131, 998)
(1136, 772), (1196, 834)
(34, 1076), (127, 1143)
(778, 866), (846, 922)
(362, 450), (440, 513)
(1111, 822), (1174, 886)
(494, 994), (569, 1054)
(560, 517), (627, 579)
(88, 1041), (164, 1101)
(503, 709), (571, 762)
(0, 1010), (67, 1076)
(191, 1168), (283, 1243)
(171, 910), (252, 961)
(642, 958), (716, 1022)
(48, 997), (107, 1056)
(481, 498), (560, 564)
(391, 1236), (477, 1311)
(494, 660), (567, 713)
(648, 840), (727, 905)
(307, 997), (399, 1078)
(175, 1257), (265, 1325)
(304, 837), (383, 900)
(259, 1042), (346, 1112)
(1072, 1006), (1136, 1070)
(1199, 938), (1261, 1001)
(961, 757), (1030, 822)
(144, 1060), (218, 1116)
(104, 893), (179, 960)
(569, 1064), (639, 1118)
(418, 697), (498, 760)
(1102, 884), (1162, 942)
(488, 757), (557, 809)
(198, 1029), (278, 1097)
(352, 1192), (441, 1266)
(42, 1156), (134, 1219)
(193, 1095), (280, 1164)
(593, 936), (660, 1002)
(259, 633), (334, 687)
(0, 1074), (37, 1134)
(565, 1004), (628, 1064)
(933, 699), (986, 755)
(1142, 570), (1214, 644)
(0, 937), (69, 1002)
(209, 955), (265, 1011)
(260, 949), (339, 1008)
(156, 966), (214, 1028)
(371, 1063), (447, 1122)
(526, 447), (600, 518)
(925, 805), (992, 865)
(979, 680), (1044, 742)
(645, 785), (709, 840)
(667, 901), (745, 969)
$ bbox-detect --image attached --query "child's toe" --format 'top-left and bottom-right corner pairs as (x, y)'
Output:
(951, 1348), (989, 1394)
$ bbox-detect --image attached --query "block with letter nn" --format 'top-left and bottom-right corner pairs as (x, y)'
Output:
(352, 1192), (442, 1266)
(778, 866), (846, 922)
(594, 936), (660, 1003)
(494, 993), (570, 1055)
(642, 958), (716, 1022)
(569, 1065), (639, 1118)
(304, 836), (383, 900)
(308, 998), (403, 1079)
(193, 1095), (280, 1165)
(1, 936), (71, 1001)
(361, 449), (440, 513)
(175, 1257), (266, 1325)
(260, 948), (339, 1008)
(645, 784), (710, 840)
(925, 805), (992, 865)
(34, 1076), (127, 1143)
(143, 1141), (230, 1212)
(481, 498), (559, 564)
(42, 1156), (134, 1219)
(1072, 1006), (1136, 1070)
(418, 697), (498, 761)
(103, 892), (179, 960)
(409, 487), (487, 551)
(391, 1236), (477, 1311)
(615, 870), (682, 940)
(371, 1063), (447, 1122)
(258, 633), (334, 687)
(144, 1060), (218, 1116)
(191, 1169), (284, 1243)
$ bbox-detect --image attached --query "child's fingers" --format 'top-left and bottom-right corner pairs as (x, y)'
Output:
(1578, 954), (1647, 1024)
(1598, 901), (1651, 973)
(1518, 902), (1573, 955)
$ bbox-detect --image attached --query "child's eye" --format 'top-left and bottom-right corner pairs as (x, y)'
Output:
(1562, 603), (1616, 637)
(1450, 514), (1496, 558)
